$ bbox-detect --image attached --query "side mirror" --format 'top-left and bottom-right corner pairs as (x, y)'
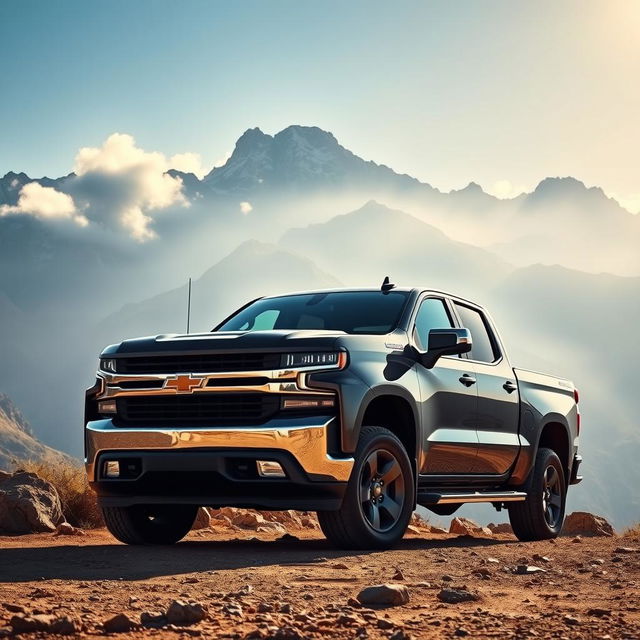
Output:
(420, 328), (472, 369)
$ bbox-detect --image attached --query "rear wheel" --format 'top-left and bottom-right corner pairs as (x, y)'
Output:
(317, 426), (414, 549)
(101, 504), (197, 545)
(508, 447), (566, 541)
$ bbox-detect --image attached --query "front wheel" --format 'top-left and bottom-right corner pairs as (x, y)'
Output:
(101, 504), (198, 545)
(508, 447), (567, 541)
(317, 426), (415, 549)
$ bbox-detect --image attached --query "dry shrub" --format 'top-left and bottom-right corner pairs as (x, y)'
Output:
(15, 458), (103, 528)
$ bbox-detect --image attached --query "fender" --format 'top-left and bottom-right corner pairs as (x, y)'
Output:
(509, 413), (572, 487)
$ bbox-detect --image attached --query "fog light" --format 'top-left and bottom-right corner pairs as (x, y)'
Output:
(256, 460), (286, 478)
(104, 460), (120, 478)
(99, 400), (117, 414)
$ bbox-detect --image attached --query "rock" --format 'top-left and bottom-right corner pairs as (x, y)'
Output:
(3, 603), (27, 614)
(613, 546), (639, 554)
(563, 615), (580, 625)
(11, 614), (56, 633)
(392, 567), (405, 580)
(54, 522), (85, 536)
(449, 517), (493, 537)
(277, 533), (299, 542)
(532, 554), (551, 563)
(437, 588), (480, 604)
(428, 526), (448, 534)
(232, 511), (267, 529)
(140, 611), (166, 628)
(449, 517), (480, 535)
(572, 536), (582, 543)
(389, 630), (412, 640)
(563, 512), (615, 537)
(104, 613), (136, 633)
(356, 584), (410, 607)
(166, 600), (207, 625)
(378, 618), (395, 629)
(514, 565), (546, 575)
(191, 507), (211, 530)
(9, 613), (77, 635)
(0, 471), (64, 534)
(49, 617), (77, 635)
(257, 522), (287, 533)
(487, 522), (513, 535)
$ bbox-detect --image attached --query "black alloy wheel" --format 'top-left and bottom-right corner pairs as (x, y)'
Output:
(359, 448), (406, 533)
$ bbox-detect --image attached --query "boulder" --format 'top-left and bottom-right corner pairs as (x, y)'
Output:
(103, 613), (136, 633)
(563, 512), (615, 537)
(10, 614), (77, 635)
(0, 471), (64, 534)
(437, 587), (480, 604)
(356, 584), (410, 606)
(232, 511), (267, 529)
(191, 507), (211, 530)
(449, 517), (492, 537)
(488, 522), (513, 535)
(165, 600), (207, 625)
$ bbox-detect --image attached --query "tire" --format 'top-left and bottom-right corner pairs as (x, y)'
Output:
(101, 504), (198, 545)
(508, 447), (567, 541)
(317, 426), (415, 549)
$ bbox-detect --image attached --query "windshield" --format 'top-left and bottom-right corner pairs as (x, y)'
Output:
(215, 291), (410, 335)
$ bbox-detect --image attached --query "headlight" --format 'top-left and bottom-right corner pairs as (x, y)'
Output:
(100, 358), (117, 373)
(281, 352), (346, 369)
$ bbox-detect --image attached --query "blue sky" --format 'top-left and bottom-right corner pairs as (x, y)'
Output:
(1, 0), (639, 208)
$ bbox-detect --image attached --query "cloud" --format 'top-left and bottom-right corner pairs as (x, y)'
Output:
(610, 192), (640, 214)
(0, 182), (88, 227)
(240, 201), (253, 215)
(169, 152), (205, 178)
(70, 133), (191, 241)
(486, 179), (528, 200)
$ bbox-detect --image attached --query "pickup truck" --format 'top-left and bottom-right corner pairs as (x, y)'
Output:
(85, 282), (582, 549)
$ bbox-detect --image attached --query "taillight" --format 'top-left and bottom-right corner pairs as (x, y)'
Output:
(574, 388), (580, 435)
(574, 388), (580, 404)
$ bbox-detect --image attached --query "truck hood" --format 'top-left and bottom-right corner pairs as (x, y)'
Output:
(101, 329), (347, 356)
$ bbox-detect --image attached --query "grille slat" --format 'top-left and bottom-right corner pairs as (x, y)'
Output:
(116, 394), (280, 426)
(117, 353), (281, 374)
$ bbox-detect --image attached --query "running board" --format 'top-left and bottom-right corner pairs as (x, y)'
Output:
(417, 490), (527, 505)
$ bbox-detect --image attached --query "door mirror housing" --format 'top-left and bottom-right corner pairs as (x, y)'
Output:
(420, 328), (472, 369)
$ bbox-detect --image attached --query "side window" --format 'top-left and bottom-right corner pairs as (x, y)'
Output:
(413, 298), (453, 351)
(454, 304), (499, 363)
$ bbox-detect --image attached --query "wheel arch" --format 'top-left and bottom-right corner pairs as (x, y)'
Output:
(535, 418), (572, 482)
(355, 387), (420, 494)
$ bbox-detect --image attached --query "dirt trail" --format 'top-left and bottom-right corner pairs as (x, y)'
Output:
(1, 526), (638, 639)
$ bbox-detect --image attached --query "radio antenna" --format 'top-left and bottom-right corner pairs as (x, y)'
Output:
(186, 277), (192, 334)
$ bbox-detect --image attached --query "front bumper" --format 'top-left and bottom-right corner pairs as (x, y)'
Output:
(85, 416), (354, 509)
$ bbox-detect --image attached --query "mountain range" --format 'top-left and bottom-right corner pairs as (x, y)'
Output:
(0, 124), (638, 526)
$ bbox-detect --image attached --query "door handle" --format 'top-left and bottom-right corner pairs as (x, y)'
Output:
(503, 380), (517, 393)
(459, 374), (476, 387)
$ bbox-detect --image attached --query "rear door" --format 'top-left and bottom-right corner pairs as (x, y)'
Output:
(413, 296), (479, 475)
(452, 302), (520, 475)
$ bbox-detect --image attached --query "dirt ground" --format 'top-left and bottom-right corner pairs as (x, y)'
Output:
(0, 524), (639, 639)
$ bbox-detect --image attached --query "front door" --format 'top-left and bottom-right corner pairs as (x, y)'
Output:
(413, 297), (479, 475)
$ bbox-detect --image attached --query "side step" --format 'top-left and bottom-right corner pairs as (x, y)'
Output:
(417, 490), (527, 505)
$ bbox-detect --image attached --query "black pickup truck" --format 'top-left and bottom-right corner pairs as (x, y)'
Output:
(85, 282), (582, 549)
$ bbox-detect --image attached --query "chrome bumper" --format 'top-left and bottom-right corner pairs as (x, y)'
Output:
(85, 416), (354, 483)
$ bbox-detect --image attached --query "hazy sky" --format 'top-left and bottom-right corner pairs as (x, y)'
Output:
(1, 0), (639, 210)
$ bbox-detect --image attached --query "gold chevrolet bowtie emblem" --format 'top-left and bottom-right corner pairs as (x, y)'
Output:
(164, 374), (204, 393)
